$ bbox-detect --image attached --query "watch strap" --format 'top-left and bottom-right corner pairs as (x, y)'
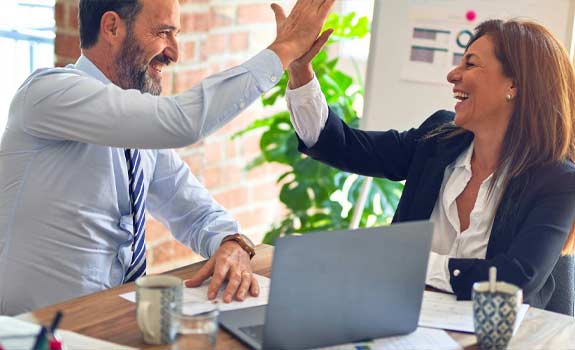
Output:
(221, 233), (256, 259)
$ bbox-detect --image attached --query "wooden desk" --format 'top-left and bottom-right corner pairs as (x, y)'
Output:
(21, 245), (575, 350)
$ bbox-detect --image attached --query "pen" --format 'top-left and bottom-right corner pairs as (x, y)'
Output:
(31, 326), (47, 350)
(48, 311), (64, 350)
(49, 311), (63, 335)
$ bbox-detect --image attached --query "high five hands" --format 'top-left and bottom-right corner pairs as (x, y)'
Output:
(184, 1), (335, 304)
(268, 0), (335, 70)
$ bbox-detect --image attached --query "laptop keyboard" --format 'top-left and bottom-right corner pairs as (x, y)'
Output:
(240, 324), (264, 343)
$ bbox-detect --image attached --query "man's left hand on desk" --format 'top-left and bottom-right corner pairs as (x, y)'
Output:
(184, 240), (259, 303)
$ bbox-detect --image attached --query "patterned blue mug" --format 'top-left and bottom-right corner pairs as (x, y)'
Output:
(472, 281), (522, 350)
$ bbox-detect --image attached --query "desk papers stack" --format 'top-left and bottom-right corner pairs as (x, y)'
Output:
(419, 290), (529, 333)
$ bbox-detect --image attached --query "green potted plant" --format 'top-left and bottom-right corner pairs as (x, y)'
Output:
(234, 12), (404, 244)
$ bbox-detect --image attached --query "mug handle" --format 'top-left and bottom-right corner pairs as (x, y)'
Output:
(137, 301), (157, 339)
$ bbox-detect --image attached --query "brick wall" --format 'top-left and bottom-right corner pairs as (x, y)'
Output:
(54, 0), (289, 273)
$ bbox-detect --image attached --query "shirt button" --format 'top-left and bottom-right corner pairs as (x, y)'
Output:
(271, 75), (277, 83)
(453, 269), (461, 277)
(239, 101), (245, 109)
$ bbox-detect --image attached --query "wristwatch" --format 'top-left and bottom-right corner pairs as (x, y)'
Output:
(221, 233), (256, 259)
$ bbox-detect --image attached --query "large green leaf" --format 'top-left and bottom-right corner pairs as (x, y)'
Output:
(280, 180), (311, 212)
(324, 12), (370, 43)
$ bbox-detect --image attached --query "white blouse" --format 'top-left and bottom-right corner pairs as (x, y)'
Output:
(285, 77), (503, 293)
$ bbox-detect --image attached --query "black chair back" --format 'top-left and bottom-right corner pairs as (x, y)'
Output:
(546, 255), (575, 316)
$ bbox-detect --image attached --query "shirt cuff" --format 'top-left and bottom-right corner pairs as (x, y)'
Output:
(426, 251), (454, 293)
(207, 232), (233, 258)
(286, 77), (329, 148)
(286, 75), (322, 101)
(241, 49), (284, 93)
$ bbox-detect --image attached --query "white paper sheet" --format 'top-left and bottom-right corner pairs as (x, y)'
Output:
(419, 291), (529, 333)
(316, 327), (462, 350)
(0, 316), (136, 350)
(120, 274), (270, 315)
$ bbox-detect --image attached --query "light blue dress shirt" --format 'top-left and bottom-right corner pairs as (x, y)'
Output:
(0, 50), (283, 315)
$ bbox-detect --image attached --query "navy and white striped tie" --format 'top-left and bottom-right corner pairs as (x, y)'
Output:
(124, 149), (147, 283)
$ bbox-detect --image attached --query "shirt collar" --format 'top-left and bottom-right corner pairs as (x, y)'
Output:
(452, 140), (474, 170)
(69, 55), (112, 85)
(450, 140), (507, 189)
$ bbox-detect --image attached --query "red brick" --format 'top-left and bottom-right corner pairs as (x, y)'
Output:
(173, 68), (209, 93)
(67, 4), (79, 30)
(200, 33), (228, 59)
(183, 153), (205, 175)
(209, 63), (222, 74)
(234, 206), (276, 229)
(221, 163), (244, 187)
(211, 6), (235, 28)
(220, 116), (255, 138)
(202, 165), (222, 188)
(181, 41), (196, 62)
(233, 209), (257, 229)
(55, 33), (81, 60)
(237, 4), (274, 25)
(226, 141), (238, 159)
(205, 140), (223, 164)
(181, 12), (211, 33)
(148, 254), (204, 273)
(150, 239), (196, 266)
(248, 162), (289, 180)
(221, 59), (245, 70)
(251, 181), (280, 202)
(203, 163), (243, 189)
(145, 216), (172, 243)
(213, 187), (249, 209)
(241, 132), (262, 158)
(230, 32), (249, 52)
(55, 2), (65, 28)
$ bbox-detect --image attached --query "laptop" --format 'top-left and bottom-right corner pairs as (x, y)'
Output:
(219, 221), (433, 350)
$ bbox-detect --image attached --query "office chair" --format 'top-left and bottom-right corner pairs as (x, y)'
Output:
(545, 255), (575, 316)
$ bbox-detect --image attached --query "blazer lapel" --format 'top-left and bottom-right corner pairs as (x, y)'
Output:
(486, 171), (531, 257)
(407, 132), (474, 221)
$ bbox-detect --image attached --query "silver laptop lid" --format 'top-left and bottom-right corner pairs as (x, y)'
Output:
(263, 221), (433, 349)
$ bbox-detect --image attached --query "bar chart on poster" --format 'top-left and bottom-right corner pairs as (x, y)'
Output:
(361, 0), (575, 132)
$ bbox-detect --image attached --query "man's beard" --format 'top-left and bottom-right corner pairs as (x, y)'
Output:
(116, 31), (170, 96)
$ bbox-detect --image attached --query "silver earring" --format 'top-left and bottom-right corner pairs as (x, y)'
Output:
(506, 94), (513, 101)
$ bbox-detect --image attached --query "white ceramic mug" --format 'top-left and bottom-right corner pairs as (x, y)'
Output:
(135, 275), (183, 345)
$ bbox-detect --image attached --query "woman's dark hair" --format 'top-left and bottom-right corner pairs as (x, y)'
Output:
(79, 0), (142, 49)
(470, 19), (575, 177)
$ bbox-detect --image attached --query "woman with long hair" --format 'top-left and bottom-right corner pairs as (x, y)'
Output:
(285, 19), (575, 313)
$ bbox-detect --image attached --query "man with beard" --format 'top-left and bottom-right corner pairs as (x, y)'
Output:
(0, 0), (333, 315)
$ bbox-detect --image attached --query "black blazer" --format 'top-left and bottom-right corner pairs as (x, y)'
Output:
(299, 109), (575, 308)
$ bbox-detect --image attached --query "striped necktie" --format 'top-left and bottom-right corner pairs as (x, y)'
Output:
(124, 149), (147, 282)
